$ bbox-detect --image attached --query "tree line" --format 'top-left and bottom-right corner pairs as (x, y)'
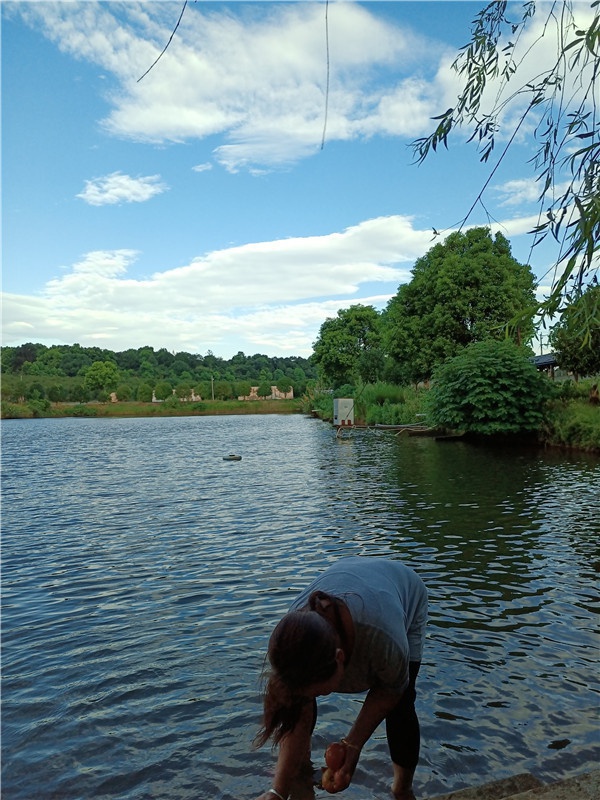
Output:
(0, 344), (317, 404)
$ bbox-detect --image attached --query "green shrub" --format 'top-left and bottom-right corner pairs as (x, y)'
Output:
(69, 383), (90, 403)
(359, 383), (426, 425)
(27, 399), (52, 417)
(333, 384), (356, 398)
(71, 404), (98, 417)
(1, 401), (30, 419)
(47, 384), (68, 402)
(542, 400), (600, 451)
(162, 394), (181, 409)
(427, 340), (553, 435)
(116, 383), (133, 401)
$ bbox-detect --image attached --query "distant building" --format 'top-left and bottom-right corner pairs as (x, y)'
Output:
(532, 353), (558, 377)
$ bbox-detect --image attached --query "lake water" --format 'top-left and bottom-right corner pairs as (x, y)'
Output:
(2, 414), (599, 800)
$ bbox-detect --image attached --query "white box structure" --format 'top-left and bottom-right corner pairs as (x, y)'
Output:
(333, 398), (354, 427)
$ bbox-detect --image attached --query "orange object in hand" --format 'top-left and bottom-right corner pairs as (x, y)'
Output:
(322, 767), (337, 793)
(325, 742), (346, 771)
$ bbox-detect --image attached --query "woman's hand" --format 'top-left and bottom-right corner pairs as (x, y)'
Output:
(321, 740), (361, 793)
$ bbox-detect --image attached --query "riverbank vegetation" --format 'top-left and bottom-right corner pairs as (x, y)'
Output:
(2, 230), (598, 451)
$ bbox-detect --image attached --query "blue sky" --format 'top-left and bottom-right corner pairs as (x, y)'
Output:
(2, 1), (593, 358)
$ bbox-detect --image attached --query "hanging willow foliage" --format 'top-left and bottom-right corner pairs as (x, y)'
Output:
(411, 1), (599, 341)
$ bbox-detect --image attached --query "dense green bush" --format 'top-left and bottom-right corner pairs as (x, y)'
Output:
(116, 384), (133, 401)
(162, 395), (181, 409)
(27, 399), (52, 417)
(1, 401), (30, 419)
(427, 340), (553, 435)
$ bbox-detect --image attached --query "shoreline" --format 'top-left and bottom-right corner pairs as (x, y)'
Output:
(427, 768), (599, 800)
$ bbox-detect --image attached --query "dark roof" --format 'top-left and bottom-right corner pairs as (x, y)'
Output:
(532, 353), (558, 368)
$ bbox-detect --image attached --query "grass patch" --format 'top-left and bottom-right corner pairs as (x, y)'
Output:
(1, 398), (302, 419)
(541, 400), (600, 452)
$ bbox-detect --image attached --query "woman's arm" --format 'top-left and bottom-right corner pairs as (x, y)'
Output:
(347, 686), (403, 748)
(327, 687), (403, 793)
(254, 699), (315, 800)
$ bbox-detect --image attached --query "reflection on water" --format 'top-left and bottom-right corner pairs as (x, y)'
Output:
(1, 416), (599, 799)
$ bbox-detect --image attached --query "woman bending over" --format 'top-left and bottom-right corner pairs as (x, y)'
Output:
(253, 556), (428, 800)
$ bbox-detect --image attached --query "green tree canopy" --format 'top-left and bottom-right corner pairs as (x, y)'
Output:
(154, 380), (173, 401)
(312, 304), (383, 387)
(412, 1), (599, 333)
(83, 360), (120, 395)
(383, 228), (536, 385)
(254, 381), (271, 398)
(428, 339), (552, 435)
(549, 285), (600, 378)
(136, 383), (153, 402)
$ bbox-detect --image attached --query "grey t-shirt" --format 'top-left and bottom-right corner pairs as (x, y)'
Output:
(289, 557), (428, 694)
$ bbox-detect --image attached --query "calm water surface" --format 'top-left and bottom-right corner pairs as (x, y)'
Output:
(2, 415), (599, 799)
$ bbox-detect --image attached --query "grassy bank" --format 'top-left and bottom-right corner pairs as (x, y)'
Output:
(299, 383), (600, 453)
(1, 398), (301, 419)
(540, 400), (600, 452)
(3, 388), (598, 453)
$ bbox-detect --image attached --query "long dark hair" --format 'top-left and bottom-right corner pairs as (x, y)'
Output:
(255, 607), (340, 747)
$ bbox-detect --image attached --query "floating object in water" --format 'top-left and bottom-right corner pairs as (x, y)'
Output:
(223, 454), (242, 461)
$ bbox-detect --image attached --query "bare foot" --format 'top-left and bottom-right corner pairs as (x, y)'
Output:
(392, 791), (416, 800)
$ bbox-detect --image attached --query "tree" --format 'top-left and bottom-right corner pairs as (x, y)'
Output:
(213, 380), (233, 400)
(175, 382), (194, 399)
(136, 383), (153, 402)
(47, 384), (67, 402)
(83, 360), (120, 395)
(236, 380), (252, 398)
(549, 285), (600, 378)
(428, 339), (552, 435)
(115, 348), (142, 372)
(312, 304), (383, 387)
(12, 343), (40, 371)
(69, 383), (90, 403)
(116, 384), (133, 401)
(412, 1), (599, 335)
(256, 381), (273, 398)
(276, 377), (292, 395)
(383, 228), (536, 385)
(154, 380), (173, 401)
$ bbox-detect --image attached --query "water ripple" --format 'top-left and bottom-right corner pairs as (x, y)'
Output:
(1, 417), (599, 799)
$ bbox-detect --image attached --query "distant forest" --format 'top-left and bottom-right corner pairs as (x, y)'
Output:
(1, 342), (318, 403)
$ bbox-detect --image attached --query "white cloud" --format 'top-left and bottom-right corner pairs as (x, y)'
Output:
(494, 177), (573, 208)
(2, 213), (545, 357)
(13, 1), (596, 178)
(17, 2), (441, 172)
(1, 215), (434, 356)
(192, 163), (213, 173)
(77, 171), (167, 205)
(494, 178), (541, 207)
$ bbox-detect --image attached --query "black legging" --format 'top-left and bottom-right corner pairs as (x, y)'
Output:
(385, 661), (421, 771)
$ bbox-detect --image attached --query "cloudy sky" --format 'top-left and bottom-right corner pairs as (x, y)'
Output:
(2, 1), (592, 358)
